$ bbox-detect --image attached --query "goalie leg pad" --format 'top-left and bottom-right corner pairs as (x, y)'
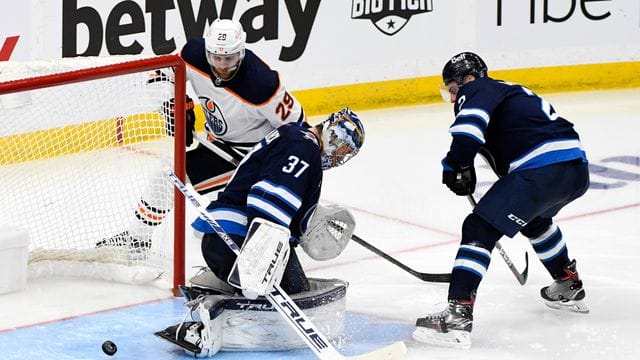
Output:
(221, 278), (348, 351)
(300, 205), (355, 261)
(228, 218), (291, 298)
(166, 279), (350, 352)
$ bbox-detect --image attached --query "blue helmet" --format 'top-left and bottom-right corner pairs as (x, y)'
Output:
(320, 108), (365, 170)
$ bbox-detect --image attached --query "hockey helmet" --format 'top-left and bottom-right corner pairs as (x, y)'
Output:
(442, 52), (488, 86)
(205, 19), (246, 56)
(204, 19), (246, 80)
(319, 108), (365, 170)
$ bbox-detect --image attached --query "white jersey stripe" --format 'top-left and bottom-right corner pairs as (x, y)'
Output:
(456, 108), (490, 126)
(509, 139), (583, 173)
(252, 180), (302, 210)
(208, 209), (247, 225)
(247, 195), (292, 226)
(449, 123), (486, 144)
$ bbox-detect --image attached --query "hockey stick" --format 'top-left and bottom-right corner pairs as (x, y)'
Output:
(192, 131), (240, 166)
(351, 234), (451, 283)
(165, 170), (406, 360)
(466, 195), (529, 285)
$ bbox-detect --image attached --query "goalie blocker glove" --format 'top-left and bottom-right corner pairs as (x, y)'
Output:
(162, 95), (196, 147)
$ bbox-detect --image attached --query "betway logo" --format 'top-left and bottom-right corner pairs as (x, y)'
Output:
(0, 36), (20, 61)
(62, 0), (320, 61)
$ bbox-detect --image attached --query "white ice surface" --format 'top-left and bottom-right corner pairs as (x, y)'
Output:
(1, 88), (639, 359)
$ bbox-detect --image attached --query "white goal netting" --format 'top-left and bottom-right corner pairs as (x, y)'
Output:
(0, 55), (185, 286)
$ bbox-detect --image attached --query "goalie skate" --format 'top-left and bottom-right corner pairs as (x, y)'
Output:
(155, 322), (206, 357)
(154, 321), (222, 357)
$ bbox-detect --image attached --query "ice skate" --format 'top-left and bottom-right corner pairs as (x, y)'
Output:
(413, 300), (473, 349)
(541, 259), (589, 314)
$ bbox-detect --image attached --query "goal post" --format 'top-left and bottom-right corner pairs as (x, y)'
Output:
(0, 55), (186, 295)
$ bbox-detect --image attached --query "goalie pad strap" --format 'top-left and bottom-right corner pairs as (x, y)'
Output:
(228, 218), (290, 298)
(300, 205), (355, 261)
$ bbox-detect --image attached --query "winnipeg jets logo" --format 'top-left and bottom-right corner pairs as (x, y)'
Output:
(200, 97), (228, 136)
(301, 130), (319, 146)
(351, 0), (433, 35)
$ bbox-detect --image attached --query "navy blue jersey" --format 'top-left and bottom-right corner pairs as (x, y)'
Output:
(192, 123), (322, 240)
(445, 77), (587, 176)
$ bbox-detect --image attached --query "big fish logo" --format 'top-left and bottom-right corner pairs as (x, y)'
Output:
(351, 0), (433, 35)
(200, 97), (228, 136)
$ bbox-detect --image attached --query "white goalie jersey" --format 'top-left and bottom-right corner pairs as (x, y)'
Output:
(181, 38), (305, 150)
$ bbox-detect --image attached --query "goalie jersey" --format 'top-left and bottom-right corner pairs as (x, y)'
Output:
(445, 77), (587, 176)
(181, 38), (305, 150)
(192, 122), (322, 240)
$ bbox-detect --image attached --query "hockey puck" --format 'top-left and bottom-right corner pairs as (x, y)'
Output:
(102, 340), (117, 356)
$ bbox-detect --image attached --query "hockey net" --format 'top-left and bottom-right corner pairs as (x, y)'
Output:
(0, 55), (186, 293)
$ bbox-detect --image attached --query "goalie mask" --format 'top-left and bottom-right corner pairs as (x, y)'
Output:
(204, 19), (247, 82)
(319, 108), (365, 170)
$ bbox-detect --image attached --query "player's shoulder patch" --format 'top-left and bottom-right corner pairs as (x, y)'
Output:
(275, 124), (319, 148)
(300, 128), (319, 147)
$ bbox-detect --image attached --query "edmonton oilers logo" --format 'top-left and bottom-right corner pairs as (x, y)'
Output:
(201, 97), (228, 136)
(351, 0), (433, 35)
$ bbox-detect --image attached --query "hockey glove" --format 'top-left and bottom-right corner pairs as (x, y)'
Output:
(162, 96), (196, 147)
(300, 205), (354, 261)
(442, 160), (476, 196)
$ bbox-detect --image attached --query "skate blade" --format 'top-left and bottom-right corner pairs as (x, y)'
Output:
(412, 327), (471, 349)
(545, 299), (589, 314)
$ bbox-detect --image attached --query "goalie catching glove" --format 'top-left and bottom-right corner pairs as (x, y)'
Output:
(227, 218), (291, 299)
(299, 205), (355, 261)
(162, 95), (196, 147)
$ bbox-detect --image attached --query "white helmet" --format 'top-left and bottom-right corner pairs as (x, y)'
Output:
(205, 19), (246, 58)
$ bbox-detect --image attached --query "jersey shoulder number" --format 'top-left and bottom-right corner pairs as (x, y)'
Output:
(282, 156), (309, 178)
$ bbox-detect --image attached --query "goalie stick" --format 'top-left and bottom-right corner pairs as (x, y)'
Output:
(467, 195), (529, 285)
(165, 170), (406, 360)
(351, 234), (451, 283)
